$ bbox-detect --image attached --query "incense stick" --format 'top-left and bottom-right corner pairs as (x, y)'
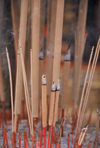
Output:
(46, 0), (57, 97)
(78, 126), (88, 146)
(61, 49), (71, 109)
(50, 80), (60, 148)
(79, 38), (100, 131)
(31, 0), (41, 118)
(52, 0), (64, 85)
(42, 75), (47, 128)
(20, 47), (33, 135)
(6, 47), (14, 132)
(76, 46), (94, 134)
(11, 0), (19, 59)
(49, 82), (56, 126)
(53, 80), (60, 127)
(48, 82), (56, 148)
(76, 38), (100, 135)
(0, 58), (5, 103)
(14, 0), (28, 129)
(30, 48), (34, 132)
(73, 0), (88, 108)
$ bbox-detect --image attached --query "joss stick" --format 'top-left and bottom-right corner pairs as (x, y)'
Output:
(49, 82), (56, 126)
(30, 48), (34, 127)
(61, 50), (71, 109)
(0, 58), (5, 103)
(76, 46), (94, 134)
(6, 48), (14, 132)
(0, 0), (5, 104)
(14, 0), (28, 130)
(46, 0), (57, 97)
(39, 50), (45, 107)
(73, 0), (88, 109)
(76, 38), (100, 134)
(78, 126), (88, 146)
(40, 0), (46, 50)
(42, 75), (47, 128)
(41, 75), (47, 148)
(20, 47), (33, 135)
(11, 0), (19, 58)
(50, 80), (60, 148)
(79, 39), (100, 132)
(31, 0), (41, 118)
(53, 80), (60, 127)
(52, 0), (64, 85)
(0, 59), (5, 125)
(48, 82), (56, 148)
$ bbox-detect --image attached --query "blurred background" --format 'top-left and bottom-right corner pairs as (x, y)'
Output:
(0, 0), (100, 115)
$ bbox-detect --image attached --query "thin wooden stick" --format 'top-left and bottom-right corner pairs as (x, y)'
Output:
(79, 38), (100, 131)
(6, 48), (14, 132)
(61, 49), (71, 109)
(30, 48), (34, 131)
(0, 0), (5, 104)
(53, 80), (60, 127)
(31, 0), (41, 118)
(42, 75), (47, 128)
(52, 0), (64, 85)
(20, 47), (33, 135)
(78, 126), (88, 146)
(50, 80), (60, 148)
(48, 82), (56, 148)
(76, 38), (100, 134)
(49, 82), (56, 126)
(73, 0), (88, 108)
(0, 58), (5, 103)
(46, 0), (57, 97)
(14, 0), (28, 125)
(41, 75), (47, 148)
(39, 50), (45, 106)
(40, 0), (46, 50)
(11, 0), (19, 58)
(76, 46), (94, 133)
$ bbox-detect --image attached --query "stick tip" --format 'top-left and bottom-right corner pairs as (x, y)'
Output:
(51, 81), (56, 91)
(39, 48), (44, 60)
(6, 47), (8, 53)
(92, 46), (94, 51)
(57, 79), (60, 91)
(64, 49), (71, 61)
(42, 75), (46, 85)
